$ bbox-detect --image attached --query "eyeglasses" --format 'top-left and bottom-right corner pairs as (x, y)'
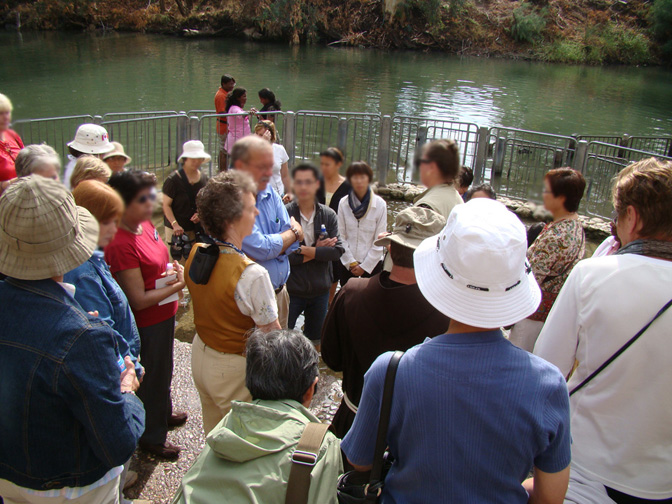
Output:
(135, 193), (157, 204)
(419, 158), (432, 164)
(293, 179), (317, 187)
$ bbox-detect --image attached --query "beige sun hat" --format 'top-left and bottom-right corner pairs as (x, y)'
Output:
(178, 140), (212, 163)
(67, 124), (115, 155)
(0, 175), (99, 280)
(374, 206), (446, 250)
(103, 142), (132, 164)
(414, 198), (541, 328)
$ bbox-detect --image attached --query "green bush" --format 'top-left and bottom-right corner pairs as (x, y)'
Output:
(541, 40), (585, 63)
(651, 0), (672, 58)
(510, 4), (547, 44)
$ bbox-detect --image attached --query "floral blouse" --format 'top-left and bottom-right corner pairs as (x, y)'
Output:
(527, 218), (585, 295)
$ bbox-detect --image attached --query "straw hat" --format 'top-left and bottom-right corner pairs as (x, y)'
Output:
(67, 124), (115, 155)
(414, 198), (541, 328)
(178, 140), (212, 163)
(374, 206), (446, 250)
(103, 142), (132, 164)
(0, 175), (99, 280)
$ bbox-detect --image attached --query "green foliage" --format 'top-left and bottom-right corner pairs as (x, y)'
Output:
(510, 4), (547, 44)
(398, 0), (445, 27)
(541, 40), (585, 63)
(651, 0), (672, 59)
(258, 0), (320, 43)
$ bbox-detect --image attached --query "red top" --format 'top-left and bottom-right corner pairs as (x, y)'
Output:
(214, 87), (229, 135)
(0, 129), (24, 181)
(105, 221), (178, 328)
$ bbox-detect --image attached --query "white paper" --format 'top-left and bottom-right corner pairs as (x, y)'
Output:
(156, 274), (179, 306)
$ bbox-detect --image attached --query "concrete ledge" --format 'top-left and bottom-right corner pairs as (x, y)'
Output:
(374, 182), (611, 241)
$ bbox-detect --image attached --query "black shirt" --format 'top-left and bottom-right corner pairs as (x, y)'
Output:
(162, 169), (208, 231)
(317, 177), (352, 214)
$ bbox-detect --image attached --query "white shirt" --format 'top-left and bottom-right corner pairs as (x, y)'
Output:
(63, 155), (77, 191)
(234, 261), (278, 326)
(534, 254), (672, 499)
(337, 192), (387, 273)
(270, 143), (290, 196)
(300, 208), (315, 247)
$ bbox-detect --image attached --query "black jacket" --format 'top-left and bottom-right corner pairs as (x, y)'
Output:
(285, 200), (344, 298)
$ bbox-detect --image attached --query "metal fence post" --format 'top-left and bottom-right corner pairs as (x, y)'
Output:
(337, 118), (348, 155)
(573, 140), (589, 173)
(376, 115), (392, 186)
(189, 116), (200, 141)
(411, 126), (428, 180)
(619, 134), (630, 158)
(492, 137), (506, 176)
(93, 115), (103, 125)
(473, 126), (488, 184)
(283, 112), (296, 169)
(176, 112), (188, 163)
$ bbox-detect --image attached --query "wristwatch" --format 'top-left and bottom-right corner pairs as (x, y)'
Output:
(121, 390), (136, 395)
(296, 246), (302, 255)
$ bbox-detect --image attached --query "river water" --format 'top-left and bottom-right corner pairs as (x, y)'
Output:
(2, 31), (672, 136)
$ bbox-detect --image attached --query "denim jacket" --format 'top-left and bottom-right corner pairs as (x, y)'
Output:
(0, 278), (145, 490)
(64, 250), (142, 376)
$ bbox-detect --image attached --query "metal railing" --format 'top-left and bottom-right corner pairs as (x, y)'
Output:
(10, 110), (671, 219)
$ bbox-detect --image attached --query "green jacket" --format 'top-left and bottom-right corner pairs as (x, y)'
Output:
(413, 183), (463, 219)
(172, 399), (343, 504)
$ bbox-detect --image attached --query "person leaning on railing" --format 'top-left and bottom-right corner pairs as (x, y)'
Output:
(0, 93), (24, 195)
(184, 170), (281, 435)
(535, 157), (672, 504)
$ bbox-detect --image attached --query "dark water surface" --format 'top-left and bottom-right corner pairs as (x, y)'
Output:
(1, 31), (671, 136)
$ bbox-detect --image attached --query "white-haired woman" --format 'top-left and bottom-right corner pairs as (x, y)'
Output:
(0, 93), (24, 194)
(14, 144), (61, 181)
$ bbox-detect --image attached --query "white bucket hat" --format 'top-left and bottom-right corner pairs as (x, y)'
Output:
(178, 140), (211, 163)
(67, 124), (115, 155)
(0, 175), (99, 280)
(414, 198), (541, 328)
(103, 141), (132, 164)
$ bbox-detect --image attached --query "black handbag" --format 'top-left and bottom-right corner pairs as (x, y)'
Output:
(337, 351), (404, 503)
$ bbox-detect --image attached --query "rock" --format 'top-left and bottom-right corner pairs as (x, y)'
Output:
(390, 189), (404, 200)
(532, 206), (552, 222)
(377, 186), (391, 196)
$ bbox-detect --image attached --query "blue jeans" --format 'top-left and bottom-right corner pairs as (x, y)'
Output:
(288, 293), (330, 343)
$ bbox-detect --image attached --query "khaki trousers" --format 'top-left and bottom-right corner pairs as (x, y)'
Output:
(0, 476), (120, 504)
(276, 285), (290, 329)
(191, 333), (251, 435)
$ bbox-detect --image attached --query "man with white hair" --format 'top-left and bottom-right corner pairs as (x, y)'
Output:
(231, 135), (303, 328)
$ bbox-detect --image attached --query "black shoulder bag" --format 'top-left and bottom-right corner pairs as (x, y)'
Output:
(337, 351), (404, 503)
(569, 298), (672, 396)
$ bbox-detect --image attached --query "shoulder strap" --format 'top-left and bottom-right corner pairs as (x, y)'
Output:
(570, 297), (672, 396)
(285, 422), (330, 504)
(365, 350), (404, 501)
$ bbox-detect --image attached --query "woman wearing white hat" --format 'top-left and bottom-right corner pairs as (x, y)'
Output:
(0, 175), (144, 503)
(342, 199), (571, 504)
(103, 141), (132, 173)
(63, 123), (115, 191)
(162, 140), (210, 245)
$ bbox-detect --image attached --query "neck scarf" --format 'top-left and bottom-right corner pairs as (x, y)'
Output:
(616, 239), (672, 260)
(349, 187), (371, 220)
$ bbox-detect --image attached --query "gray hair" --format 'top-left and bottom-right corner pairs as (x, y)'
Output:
(230, 135), (272, 166)
(245, 329), (319, 403)
(15, 144), (62, 178)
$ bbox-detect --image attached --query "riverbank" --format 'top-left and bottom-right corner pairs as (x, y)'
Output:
(374, 182), (612, 242)
(3, 0), (670, 65)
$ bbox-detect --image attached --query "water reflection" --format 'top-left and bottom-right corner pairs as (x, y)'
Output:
(1, 31), (670, 137)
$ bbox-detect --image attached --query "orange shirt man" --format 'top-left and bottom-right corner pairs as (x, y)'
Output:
(215, 74), (236, 136)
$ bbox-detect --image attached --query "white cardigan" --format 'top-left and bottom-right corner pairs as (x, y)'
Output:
(337, 192), (387, 273)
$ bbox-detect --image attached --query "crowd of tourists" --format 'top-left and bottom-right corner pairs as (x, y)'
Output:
(0, 86), (671, 504)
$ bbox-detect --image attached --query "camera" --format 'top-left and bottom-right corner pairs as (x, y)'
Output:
(170, 233), (193, 261)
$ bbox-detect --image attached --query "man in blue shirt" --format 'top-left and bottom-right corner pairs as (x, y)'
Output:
(342, 199), (571, 504)
(231, 135), (303, 328)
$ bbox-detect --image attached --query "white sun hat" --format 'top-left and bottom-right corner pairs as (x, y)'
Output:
(67, 124), (115, 155)
(414, 198), (541, 328)
(178, 140), (212, 163)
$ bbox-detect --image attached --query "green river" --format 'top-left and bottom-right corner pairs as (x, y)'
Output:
(1, 30), (671, 136)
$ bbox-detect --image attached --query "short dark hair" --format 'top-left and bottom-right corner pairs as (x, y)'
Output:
(389, 242), (415, 268)
(258, 88), (278, 105)
(320, 147), (344, 164)
(197, 170), (257, 240)
(345, 161), (373, 182)
(545, 168), (586, 213)
(221, 74), (235, 87)
(464, 183), (497, 202)
(292, 163), (320, 180)
(458, 167), (474, 189)
(68, 146), (85, 159)
(423, 139), (461, 182)
(108, 170), (156, 205)
(245, 329), (319, 403)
